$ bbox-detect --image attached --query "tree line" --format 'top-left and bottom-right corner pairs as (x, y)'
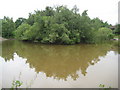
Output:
(1, 6), (119, 44)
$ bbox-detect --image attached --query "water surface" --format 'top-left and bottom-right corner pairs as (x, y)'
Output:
(0, 40), (118, 88)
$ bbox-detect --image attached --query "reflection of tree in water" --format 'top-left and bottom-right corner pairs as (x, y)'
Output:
(1, 40), (118, 80)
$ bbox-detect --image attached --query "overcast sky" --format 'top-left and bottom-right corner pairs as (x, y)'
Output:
(0, 0), (119, 25)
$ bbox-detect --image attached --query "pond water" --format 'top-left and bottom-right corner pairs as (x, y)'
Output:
(0, 40), (119, 88)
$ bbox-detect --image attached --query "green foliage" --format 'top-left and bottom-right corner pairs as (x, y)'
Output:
(15, 18), (26, 28)
(2, 16), (15, 38)
(14, 23), (31, 40)
(96, 27), (114, 43)
(91, 18), (110, 30)
(12, 80), (23, 88)
(99, 84), (112, 90)
(99, 84), (105, 88)
(3, 5), (113, 44)
(115, 24), (120, 34)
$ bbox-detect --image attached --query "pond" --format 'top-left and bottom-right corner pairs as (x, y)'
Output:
(0, 40), (119, 88)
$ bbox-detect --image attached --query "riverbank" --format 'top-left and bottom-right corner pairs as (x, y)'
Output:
(0, 37), (7, 41)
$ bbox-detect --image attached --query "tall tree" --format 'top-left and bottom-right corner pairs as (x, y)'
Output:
(15, 18), (26, 28)
(2, 16), (15, 38)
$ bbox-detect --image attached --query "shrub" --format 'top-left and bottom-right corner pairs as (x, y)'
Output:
(95, 27), (114, 43)
(14, 23), (31, 40)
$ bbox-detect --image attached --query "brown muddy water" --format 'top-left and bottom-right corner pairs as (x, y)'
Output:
(0, 40), (119, 88)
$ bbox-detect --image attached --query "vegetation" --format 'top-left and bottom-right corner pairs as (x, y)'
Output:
(12, 80), (23, 88)
(1, 6), (115, 44)
(2, 17), (15, 38)
(15, 18), (26, 28)
(114, 24), (120, 34)
(99, 84), (112, 90)
(95, 27), (114, 43)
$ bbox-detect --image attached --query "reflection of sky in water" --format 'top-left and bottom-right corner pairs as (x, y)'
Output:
(0, 57), (2, 89)
(0, 51), (118, 88)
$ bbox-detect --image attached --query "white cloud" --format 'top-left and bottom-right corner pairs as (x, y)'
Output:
(0, 0), (119, 25)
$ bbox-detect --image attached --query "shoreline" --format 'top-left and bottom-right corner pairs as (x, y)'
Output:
(0, 37), (7, 41)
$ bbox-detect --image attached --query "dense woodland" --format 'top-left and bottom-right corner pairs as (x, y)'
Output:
(1, 6), (120, 44)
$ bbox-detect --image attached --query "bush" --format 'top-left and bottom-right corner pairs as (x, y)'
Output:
(115, 24), (120, 34)
(95, 27), (114, 43)
(14, 23), (31, 40)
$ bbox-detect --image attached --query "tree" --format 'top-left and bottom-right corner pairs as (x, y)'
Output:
(91, 18), (110, 30)
(45, 6), (54, 16)
(72, 5), (79, 14)
(15, 18), (26, 28)
(95, 27), (114, 43)
(14, 5), (113, 44)
(14, 23), (31, 40)
(2, 16), (15, 38)
(115, 24), (120, 34)
(26, 13), (35, 25)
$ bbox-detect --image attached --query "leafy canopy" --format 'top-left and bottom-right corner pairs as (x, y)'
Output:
(2, 6), (113, 44)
